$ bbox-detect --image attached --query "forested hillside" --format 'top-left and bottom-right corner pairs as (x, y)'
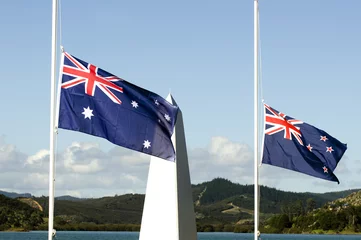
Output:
(0, 195), (43, 231)
(262, 191), (361, 234)
(1, 178), (359, 232)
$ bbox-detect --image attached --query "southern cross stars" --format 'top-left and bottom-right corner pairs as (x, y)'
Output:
(323, 166), (328, 173)
(320, 136), (328, 142)
(131, 100), (139, 108)
(143, 140), (151, 149)
(326, 146), (334, 153)
(307, 144), (313, 152)
(305, 135), (336, 154)
(80, 101), (167, 152)
(164, 114), (171, 122)
(319, 135), (335, 153)
(82, 106), (94, 119)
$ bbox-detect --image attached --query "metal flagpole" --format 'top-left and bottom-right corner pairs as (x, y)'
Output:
(48, 0), (58, 239)
(254, 0), (260, 240)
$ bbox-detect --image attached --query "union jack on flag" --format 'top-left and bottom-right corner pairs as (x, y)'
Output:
(57, 50), (179, 161)
(262, 103), (347, 183)
(264, 103), (304, 146)
(61, 52), (124, 104)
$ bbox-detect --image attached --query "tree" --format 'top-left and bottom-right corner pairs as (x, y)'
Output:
(306, 198), (316, 213)
(281, 200), (305, 221)
(318, 211), (339, 230)
(267, 214), (292, 232)
(293, 200), (305, 217)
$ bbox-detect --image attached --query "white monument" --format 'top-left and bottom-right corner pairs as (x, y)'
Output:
(139, 94), (197, 240)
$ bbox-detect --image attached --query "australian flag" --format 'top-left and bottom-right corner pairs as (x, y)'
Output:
(57, 51), (179, 161)
(262, 103), (347, 183)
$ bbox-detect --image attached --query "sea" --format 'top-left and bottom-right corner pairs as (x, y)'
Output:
(0, 232), (360, 240)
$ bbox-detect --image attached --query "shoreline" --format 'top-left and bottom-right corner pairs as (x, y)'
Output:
(2, 229), (361, 235)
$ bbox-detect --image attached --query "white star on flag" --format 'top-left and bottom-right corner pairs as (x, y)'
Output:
(320, 136), (328, 142)
(131, 100), (139, 108)
(306, 144), (313, 152)
(323, 166), (328, 173)
(164, 114), (171, 122)
(82, 106), (94, 120)
(326, 146), (334, 153)
(143, 140), (151, 149)
(155, 100), (159, 106)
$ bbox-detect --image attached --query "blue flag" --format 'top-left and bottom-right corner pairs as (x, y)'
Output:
(57, 51), (179, 161)
(262, 103), (347, 183)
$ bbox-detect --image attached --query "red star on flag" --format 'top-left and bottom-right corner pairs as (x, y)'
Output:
(326, 146), (334, 153)
(320, 136), (328, 142)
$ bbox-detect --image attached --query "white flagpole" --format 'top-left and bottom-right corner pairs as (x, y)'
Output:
(254, 0), (259, 240)
(48, 0), (58, 239)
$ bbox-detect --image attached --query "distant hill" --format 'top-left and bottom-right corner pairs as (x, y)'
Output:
(2, 183), (361, 233)
(0, 190), (32, 199)
(25, 177), (359, 226)
(0, 190), (87, 201)
(191, 178), (361, 225)
(2, 179), (361, 233)
(34, 193), (144, 224)
(55, 195), (86, 201)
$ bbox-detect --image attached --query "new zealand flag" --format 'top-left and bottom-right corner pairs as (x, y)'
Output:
(262, 103), (347, 183)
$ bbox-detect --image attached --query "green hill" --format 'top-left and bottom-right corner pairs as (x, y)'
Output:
(28, 178), (359, 228)
(34, 193), (144, 225)
(2, 178), (359, 232)
(191, 178), (359, 225)
(0, 194), (44, 231)
(262, 190), (361, 234)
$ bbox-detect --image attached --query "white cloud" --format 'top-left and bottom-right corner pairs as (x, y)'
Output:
(0, 136), (28, 173)
(26, 149), (49, 166)
(208, 136), (253, 165)
(62, 142), (104, 174)
(0, 135), (358, 197)
(22, 173), (48, 189)
(188, 136), (253, 184)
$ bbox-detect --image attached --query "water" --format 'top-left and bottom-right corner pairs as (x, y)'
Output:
(0, 231), (360, 240)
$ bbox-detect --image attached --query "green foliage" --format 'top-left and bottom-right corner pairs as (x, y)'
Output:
(280, 200), (305, 221)
(35, 194), (144, 225)
(193, 177), (350, 215)
(37, 222), (140, 231)
(0, 194), (43, 231)
(3, 178), (361, 233)
(32, 178), (359, 229)
(213, 224), (224, 232)
(202, 224), (214, 232)
(194, 199), (252, 225)
(264, 205), (361, 234)
(266, 214), (291, 232)
(195, 178), (253, 205)
(223, 224), (235, 232)
(306, 198), (316, 213)
(234, 224), (253, 233)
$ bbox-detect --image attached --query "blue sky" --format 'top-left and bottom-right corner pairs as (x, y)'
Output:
(0, 0), (360, 197)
